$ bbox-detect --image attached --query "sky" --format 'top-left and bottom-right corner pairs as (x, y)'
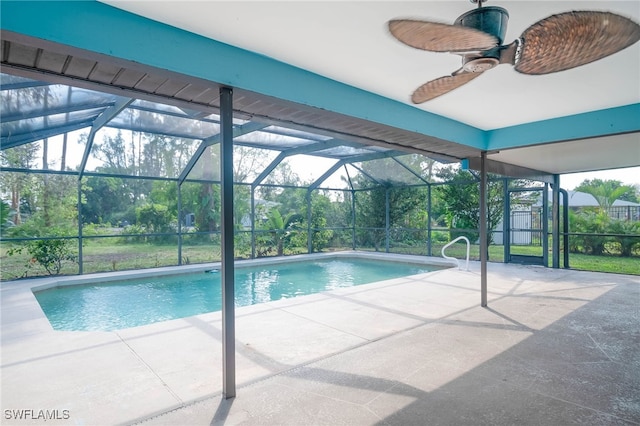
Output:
(288, 157), (640, 191)
(39, 129), (639, 192)
(559, 167), (640, 190)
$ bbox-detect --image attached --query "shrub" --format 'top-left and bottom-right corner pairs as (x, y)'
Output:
(234, 231), (252, 258)
(450, 218), (479, 244)
(117, 224), (147, 243)
(569, 210), (610, 255)
(136, 203), (174, 233)
(607, 220), (640, 257)
(7, 239), (77, 275)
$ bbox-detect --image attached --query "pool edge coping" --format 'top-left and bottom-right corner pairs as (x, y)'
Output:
(9, 251), (456, 293)
(1, 251), (457, 337)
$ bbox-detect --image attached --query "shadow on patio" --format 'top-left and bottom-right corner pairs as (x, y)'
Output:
(137, 266), (638, 425)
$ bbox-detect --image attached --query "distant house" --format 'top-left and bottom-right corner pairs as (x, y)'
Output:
(564, 190), (640, 208)
(538, 190), (640, 221)
(240, 199), (280, 228)
(494, 190), (640, 245)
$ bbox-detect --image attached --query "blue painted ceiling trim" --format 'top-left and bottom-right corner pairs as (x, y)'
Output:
(486, 104), (640, 151)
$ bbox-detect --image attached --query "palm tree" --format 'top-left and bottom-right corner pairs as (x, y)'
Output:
(576, 181), (634, 210)
(264, 208), (302, 256)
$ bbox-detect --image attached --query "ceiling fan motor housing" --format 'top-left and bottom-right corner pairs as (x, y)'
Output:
(456, 6), (509, 71)
(455, 6), (509, 44)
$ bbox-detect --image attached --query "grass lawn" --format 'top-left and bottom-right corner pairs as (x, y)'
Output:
(0, 241), (222, 280)
(429, 243), (640, 275)
(1, 240), (638, 280)
(568, 252), (640, 275)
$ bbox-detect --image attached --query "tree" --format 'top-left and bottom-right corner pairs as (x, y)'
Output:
(575, 179), (636, 209)
(354, 184), (427, 250)
(82, 176), (133, 225)
(0, 200), (15, 235)
(180, 144), (221, 233)
(180, 182), (220, 234)
(261, 208), (302, 256)
(570, 179), (639, 257)
(259, 162), (303, 201)
(139, 134), (196, 178)
(268, 187), (306, 217)
(94, 130), (130, 172)
(150, 181), (178, 218)
(33, 174), (78, 234)
(234, 185), (251, 229)
(136, 203), (174, 233)
(0, 145), (39, 225)
(434, 166), (532, 244)
(3, 175), (78, 238)
(395, 153), (438, 182)
(302, 191), (335, 252)
(234, 146), (272, 183)
(0, 82), (52, 225)
(349, 157), (429, 250)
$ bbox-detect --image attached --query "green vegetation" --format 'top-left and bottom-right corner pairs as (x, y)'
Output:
(3, 238), (637, 280)
(395, 243), (640, 275)
(575, 179), (638, 207)
(568, 252), (640, 275)
(1, 105), (638, 281)
(0, 200), (14, 234)
(6, 239), (76, 276)
(256, 208), (302, 256)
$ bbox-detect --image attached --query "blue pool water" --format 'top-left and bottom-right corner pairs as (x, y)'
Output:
(34, 258), (443, 331)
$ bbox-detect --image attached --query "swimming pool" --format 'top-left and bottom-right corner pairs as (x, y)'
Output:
(34, 256), (447, 331)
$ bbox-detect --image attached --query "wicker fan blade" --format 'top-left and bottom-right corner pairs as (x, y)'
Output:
(389, 20), (499, 52)
(515, 11), (640, 75)
(412, 72), (483, 103)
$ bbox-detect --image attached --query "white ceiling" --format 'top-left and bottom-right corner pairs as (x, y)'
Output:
(490, 132), (640, 173)
(102, 0), (640, 131)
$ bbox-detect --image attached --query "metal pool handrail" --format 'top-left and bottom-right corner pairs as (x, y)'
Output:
(441, 236), (470, 271)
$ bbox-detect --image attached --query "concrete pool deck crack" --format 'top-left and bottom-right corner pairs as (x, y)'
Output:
(115, 331), (184, 405)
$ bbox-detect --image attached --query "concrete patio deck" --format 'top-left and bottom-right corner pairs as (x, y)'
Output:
(1, 255), (638, 425)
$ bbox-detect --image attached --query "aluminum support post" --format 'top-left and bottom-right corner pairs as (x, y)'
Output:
(385, 188), (390, 253)
(427, 184), (432, 256)
(560, 189), (570, 268)
(77, 179), (83, 275)
(503, 178), (510, 263)
(250, 189), (256, 259)
(351, 190), (356, 250)
(542, 183), (549, 267)
(220, 87), (236, 399)
(307, 191), (313, 253)
(480, 152), (488, 307)
(178, 185), (183, 265)
(552, 175), (560, 268)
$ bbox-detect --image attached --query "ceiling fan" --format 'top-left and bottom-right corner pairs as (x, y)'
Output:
(388, 0), (640, 103)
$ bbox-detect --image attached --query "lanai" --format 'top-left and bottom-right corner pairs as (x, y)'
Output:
(1, 0), (638, 412)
